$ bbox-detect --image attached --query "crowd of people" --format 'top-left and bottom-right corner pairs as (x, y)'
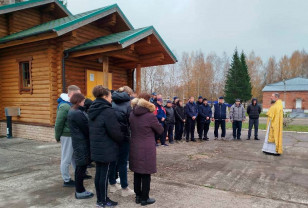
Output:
(149, 93), (262, 145)
(54, 85), (264, 207)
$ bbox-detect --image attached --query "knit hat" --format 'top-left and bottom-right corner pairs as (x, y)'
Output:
(167, 100), (172, 104)
(235, 98), (241, 102)
(219, 96), (224, 99)
(173, 96), (178, 100)
(203, 98), (208, 102)
(198, 96), (203, 99)
(157, 98), (163, 102)
(152, 92), (157, 96)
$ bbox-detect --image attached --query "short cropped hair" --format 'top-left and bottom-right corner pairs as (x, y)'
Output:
(274, 93), (280, 98)
(68, 85), (80, 94)
(92, 85), (110, 98)
(118, 86), (133, 96)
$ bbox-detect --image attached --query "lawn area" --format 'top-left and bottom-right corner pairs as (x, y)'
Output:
(210, 122), (308, 132)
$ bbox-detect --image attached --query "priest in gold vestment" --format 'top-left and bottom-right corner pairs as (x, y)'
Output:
(262, 93), (283, 155)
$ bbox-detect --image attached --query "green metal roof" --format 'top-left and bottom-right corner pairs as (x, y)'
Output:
(0, 0), (72, 15)
(0, 4), (133, 44)
(66, 26), (177, 62)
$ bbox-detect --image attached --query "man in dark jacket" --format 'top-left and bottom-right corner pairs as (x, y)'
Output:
(164, 100), (175, 144)
(211, 96), (229, 140)
(247, 98), (261, 140)
(196, 96), (203, 140)
(198, 98), (212, 141)
(174, 100), (185, 142)
(185, 97), (198, 142)
(109, 90), (134, 197)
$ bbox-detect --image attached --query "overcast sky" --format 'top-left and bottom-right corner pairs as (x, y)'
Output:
(67, 0), (308, 60)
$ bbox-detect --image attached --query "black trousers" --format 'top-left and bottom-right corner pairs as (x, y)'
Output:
(214, 120), (226, 138)
(95, 162), (111, 203)
(75, 165), (87, 193)
(186, 117), (196, 140)
(232, 121), (242, 139)
(248, 118), (259, 138)
(199, 122), (210, 139)
(196, 117), (202, 138)
(164, 123), (174, 143)
(134, 172), (151, 201)
(175, 121), (184, 140)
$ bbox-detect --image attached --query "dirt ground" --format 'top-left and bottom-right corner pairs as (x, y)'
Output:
(1, 128), (308, 208)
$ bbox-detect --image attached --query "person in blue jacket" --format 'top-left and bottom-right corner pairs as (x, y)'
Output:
(198, 98), (212, 141)
(154, 98), (167, 146)
(185, 97), (198, 142)
(211, 96), (229, 140)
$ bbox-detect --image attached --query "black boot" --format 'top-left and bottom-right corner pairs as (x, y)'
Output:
(136, 196), (141, 204)
(254, 137), (260, 140)
(141, 198), (156, 206)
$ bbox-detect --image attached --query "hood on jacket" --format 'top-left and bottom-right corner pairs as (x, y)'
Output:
(57, 93), (70, 104)
(112, 91), (131, 104)
(88, 98), (112, 120)
(252, 98), (258, 105)
(131, 98), (155, 116)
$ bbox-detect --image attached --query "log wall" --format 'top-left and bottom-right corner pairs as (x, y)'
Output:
(0, 40), (51, 124)
(0, 15), (8, 38)
(8, 8), (41, 34)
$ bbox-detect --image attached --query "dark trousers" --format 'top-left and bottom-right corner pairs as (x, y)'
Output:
(75, 165), (87, 193)
(164, 123), (174, 143)
(155, 123), (165, 145)
(232, 120), (242, 139)
(95, 162), (111, 203)
(248, 118), (259, 138)
(109, 141), (129, 188)
(214, 120), (226, 138)
(196, 117), (202, 138)
(186, 117), (196, 140)
(199, 122), (210, 139)
(134, 172), (151, 201)
(175, 121), (184, 140)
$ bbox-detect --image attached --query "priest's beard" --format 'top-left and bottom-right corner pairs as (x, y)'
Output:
(271, 100), (276, 104)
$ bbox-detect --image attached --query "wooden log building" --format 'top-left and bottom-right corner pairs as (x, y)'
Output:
(0, 0), (177, 141)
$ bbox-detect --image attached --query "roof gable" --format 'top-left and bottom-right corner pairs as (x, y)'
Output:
(66, 26), (177, 62)
(262, 77), (308, 92)
(0, 4), (133, 44)
(0, 0), (71, 15)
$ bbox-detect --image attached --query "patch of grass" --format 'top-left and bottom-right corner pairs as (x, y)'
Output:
(210, 122), (308, 132)
(203, 185), (215, 189)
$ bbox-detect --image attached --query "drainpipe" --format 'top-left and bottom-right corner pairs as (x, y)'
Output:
(132, 69), (135, 91)
(62, 52), (69, 93)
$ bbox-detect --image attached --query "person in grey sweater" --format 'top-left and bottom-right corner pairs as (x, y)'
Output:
(230, 99), (246, 140)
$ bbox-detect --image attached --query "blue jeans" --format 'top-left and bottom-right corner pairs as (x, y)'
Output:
(109, 141), (129, 188)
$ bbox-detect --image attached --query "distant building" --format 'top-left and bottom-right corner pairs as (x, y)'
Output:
(262, 77), (308, 113)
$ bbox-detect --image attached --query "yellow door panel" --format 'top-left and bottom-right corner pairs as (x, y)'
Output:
(86, 70), (113, 101)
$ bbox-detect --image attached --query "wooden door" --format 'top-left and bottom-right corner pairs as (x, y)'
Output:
(86, 69), (112, 100)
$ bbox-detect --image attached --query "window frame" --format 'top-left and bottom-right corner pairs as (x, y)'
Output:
(17, 57), (33, 94)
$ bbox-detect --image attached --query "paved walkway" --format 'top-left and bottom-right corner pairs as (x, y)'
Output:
(0, 128), (308, 208)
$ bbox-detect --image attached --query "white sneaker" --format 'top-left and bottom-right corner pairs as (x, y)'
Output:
(121, 187), (135, 197)
(116, 178), (121, 184)
(109, 183), (121, 193)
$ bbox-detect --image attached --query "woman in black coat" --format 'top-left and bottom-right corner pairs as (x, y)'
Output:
(67, 93), (94, 199)
(88, 85), (123, 207)
(109, 86), (134, 197)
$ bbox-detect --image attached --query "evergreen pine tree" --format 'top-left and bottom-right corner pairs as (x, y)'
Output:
(224, 49), (242, 104)
(239, 51), (252, 102)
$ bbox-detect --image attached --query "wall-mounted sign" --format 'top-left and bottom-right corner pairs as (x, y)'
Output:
(90, 73), (95, 81)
